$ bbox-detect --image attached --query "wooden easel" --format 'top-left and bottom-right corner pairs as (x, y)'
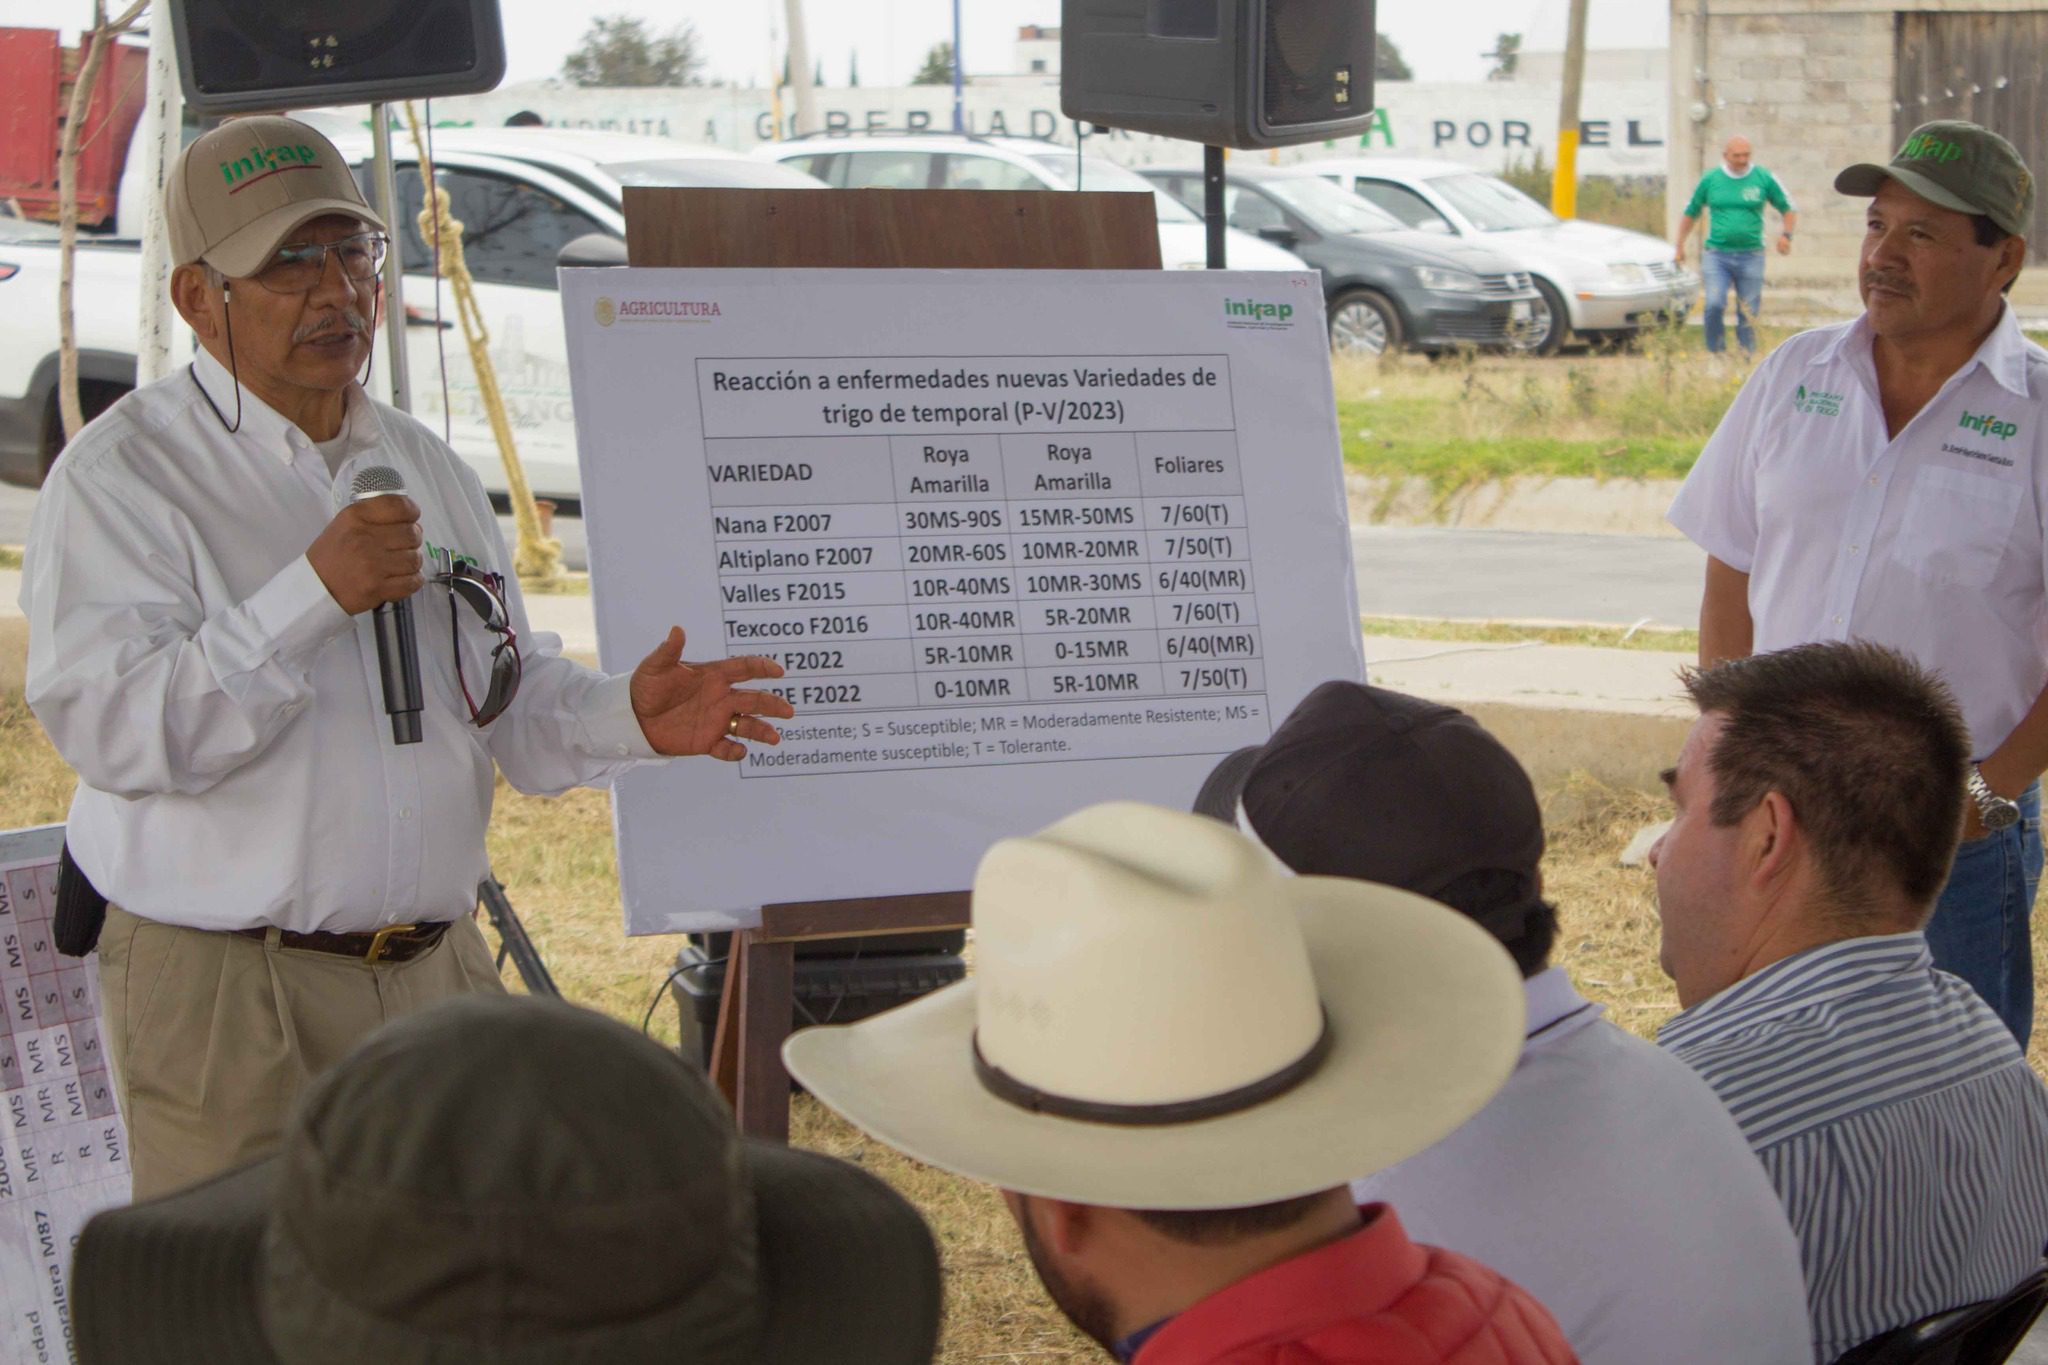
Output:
(623, 184), (1161, 1141)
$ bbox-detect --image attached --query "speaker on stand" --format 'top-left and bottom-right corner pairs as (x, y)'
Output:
(164, 0), (505, 114)
(1061, 0), (1380, 267)
(163, 0), (508, 414)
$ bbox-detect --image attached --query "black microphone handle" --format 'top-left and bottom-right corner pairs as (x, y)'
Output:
(373, 595), (424, 745)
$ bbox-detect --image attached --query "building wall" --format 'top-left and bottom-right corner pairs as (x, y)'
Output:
(1668, 0), (2048, 314)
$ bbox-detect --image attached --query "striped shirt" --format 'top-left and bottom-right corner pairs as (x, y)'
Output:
(1659, 933), (2048, 1362)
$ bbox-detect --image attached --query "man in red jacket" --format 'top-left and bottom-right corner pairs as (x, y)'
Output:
(785, 802), (1578, 1365)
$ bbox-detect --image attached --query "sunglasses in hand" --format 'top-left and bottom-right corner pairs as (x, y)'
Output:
(435, 563), (521, 727)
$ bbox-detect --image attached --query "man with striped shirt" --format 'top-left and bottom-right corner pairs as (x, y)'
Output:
(1650, 642), (2048, 1362)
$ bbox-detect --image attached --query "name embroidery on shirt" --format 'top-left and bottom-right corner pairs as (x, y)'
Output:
(1792, 385), (1845, 417)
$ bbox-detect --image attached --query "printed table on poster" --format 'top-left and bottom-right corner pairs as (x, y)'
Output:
(562, 269), (1365, 931)
(0, 825), (129, 1363)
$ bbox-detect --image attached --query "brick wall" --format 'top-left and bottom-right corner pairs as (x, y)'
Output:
(1668, 0), (2048, 316)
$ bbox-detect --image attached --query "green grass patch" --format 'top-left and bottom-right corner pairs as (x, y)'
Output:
(1363, 614), (1700, 654)
(1329, 330), (1774, 497)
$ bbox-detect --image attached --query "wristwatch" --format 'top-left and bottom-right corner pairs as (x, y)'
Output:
(1968, 766), (2022, 833)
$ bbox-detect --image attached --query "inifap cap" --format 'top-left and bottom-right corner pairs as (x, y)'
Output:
(167, 116), (386, 279)
(1835, 120), (2034, 238)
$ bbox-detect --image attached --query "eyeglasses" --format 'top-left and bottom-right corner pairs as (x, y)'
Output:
(437, 563), (521, 727)
(248, 232), (388, 295)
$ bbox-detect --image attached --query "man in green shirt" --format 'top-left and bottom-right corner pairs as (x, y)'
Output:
(1675, 136), (1799, 353)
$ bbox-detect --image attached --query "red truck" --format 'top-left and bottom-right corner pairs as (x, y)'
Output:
(0, 26), (147, 229)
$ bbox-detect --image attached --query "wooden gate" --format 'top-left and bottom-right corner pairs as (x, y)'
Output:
(1895, 11), (2048, 260)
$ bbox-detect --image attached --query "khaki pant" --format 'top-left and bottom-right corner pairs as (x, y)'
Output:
(98, 905), (506, 1199)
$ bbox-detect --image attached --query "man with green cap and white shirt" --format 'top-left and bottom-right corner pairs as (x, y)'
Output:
(1675, 135), (1799, 354)
(1668, 120), (2042, 1044)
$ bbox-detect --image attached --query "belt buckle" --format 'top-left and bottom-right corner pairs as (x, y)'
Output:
(364, 922), (420, 965)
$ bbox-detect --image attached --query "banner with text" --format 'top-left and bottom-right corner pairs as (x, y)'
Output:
(561, 269), (1366, 930)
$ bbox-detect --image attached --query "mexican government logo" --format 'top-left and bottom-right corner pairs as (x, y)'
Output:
(596, 298), (723, 325)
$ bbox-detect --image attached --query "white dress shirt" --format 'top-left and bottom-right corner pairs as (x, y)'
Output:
(22, 348), (656, 933)
(1668, 305), (2048, 756)
(1353, 967), (1812, 1365)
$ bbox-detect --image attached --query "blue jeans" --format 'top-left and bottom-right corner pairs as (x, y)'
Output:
(1925, 782), (2042, 1046)
(1701, 248), (1766, 354)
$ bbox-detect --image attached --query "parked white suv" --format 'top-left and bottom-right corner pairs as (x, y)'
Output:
(1294, 157), (1697, 354)
(750, 134), (1311, 274)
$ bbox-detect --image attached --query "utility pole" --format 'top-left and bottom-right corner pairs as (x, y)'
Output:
(784, 0), (819, 136)
(951, 0), (964, 133)
(1550, 0), (1590, 218)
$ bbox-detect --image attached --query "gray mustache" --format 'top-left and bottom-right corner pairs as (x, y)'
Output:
(294, 311), (371, 344)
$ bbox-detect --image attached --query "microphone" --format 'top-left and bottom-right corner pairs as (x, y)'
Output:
(350, 466), (423, 745)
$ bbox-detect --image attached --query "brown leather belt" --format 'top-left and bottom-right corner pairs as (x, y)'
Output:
(234, 921), (451, 964)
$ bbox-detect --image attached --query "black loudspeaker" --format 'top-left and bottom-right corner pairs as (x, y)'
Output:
(1061, 0), (1377, 149)
(167, 0), (506, 114)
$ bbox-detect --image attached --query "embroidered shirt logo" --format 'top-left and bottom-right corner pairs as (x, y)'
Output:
(1959, 409), (2020, 441)
(1792, 384), (1845, 417)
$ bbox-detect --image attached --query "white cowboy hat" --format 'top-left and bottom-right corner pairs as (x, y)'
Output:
(784, 801), (1524, 1210)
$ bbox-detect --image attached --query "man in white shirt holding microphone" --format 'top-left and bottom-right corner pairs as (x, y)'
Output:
(20, 116), (794, 1198)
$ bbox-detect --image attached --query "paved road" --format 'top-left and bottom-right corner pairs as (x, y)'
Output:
(0, 483), (1710, 628)
(1353, 525), (1703, 629)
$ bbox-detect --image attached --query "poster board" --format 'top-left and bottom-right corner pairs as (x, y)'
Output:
(561, 267), (1366, 933)
(0, 825), (128, 1363)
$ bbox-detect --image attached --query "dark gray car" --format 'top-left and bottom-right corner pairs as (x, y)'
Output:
(1140, 164), (1543, 356)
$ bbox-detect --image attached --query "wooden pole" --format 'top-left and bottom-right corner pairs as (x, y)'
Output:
(1550, 0), (1591, 220)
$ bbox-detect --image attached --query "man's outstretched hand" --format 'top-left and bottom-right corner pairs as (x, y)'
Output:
(628, 627), (794, 761)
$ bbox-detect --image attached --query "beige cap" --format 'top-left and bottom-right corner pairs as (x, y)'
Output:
(167, 116), (387, 278)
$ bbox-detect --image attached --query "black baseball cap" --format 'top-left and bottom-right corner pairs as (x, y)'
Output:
(1194, 682), (1544, 917)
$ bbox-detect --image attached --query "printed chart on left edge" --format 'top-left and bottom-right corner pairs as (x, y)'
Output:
(0, 826), (128, 1365)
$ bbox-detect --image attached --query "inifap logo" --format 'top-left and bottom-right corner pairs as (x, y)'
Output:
(1898, 132), (1965, 164)
(1223, 298), (1295, 331)
(219, 143), (322, 190)
(1959, 409), (2020, 441)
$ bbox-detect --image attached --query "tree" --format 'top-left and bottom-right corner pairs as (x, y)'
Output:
(1486, 32), (1522, 82)
(848, 50), (860, 87)
(561, 15), (705, 87)
(59, 0), (149, 444)
(1374, 32), (1413, 82)
(912, 41), (959, 86)
(814, 57), (824, 86)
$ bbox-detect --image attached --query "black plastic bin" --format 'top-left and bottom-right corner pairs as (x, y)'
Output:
(671, 928), (966, 1066)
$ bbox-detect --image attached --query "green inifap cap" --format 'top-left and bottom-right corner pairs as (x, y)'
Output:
(1835, 120), (2034, 237)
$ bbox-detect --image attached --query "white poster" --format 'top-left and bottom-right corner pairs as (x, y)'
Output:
(0, 826), (128, 1365)
(561, 269), (1365, 931)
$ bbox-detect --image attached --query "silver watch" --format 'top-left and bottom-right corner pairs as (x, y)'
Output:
(1968, 767), (2022, 833)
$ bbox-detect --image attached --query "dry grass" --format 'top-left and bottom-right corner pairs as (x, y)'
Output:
(6, 694), (2048, 1360)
